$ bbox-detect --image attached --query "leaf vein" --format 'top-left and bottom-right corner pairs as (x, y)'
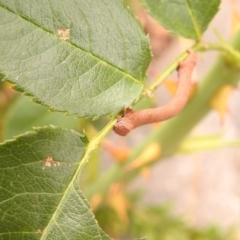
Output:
(0, 3), (141, 85)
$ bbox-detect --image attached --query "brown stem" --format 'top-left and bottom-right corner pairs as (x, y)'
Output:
(113, 50), (197, 136)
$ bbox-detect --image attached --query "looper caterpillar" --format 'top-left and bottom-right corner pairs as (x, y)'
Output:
(113, 50), (197, 136)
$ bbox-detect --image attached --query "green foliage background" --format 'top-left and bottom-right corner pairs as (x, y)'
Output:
(1, 0), (240, 239)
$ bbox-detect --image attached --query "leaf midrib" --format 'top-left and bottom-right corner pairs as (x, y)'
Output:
(40, 141), (97, 239)
(184, 0), (201, 39)
(40, 121), (115, 239)
(0, 4), (142, 85)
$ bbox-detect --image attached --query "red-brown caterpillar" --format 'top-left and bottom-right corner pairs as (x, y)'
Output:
(113, 50), (197, 136)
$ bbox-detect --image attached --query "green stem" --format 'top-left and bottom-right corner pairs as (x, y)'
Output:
(197, 42), (240, 64)
(79, 118), (116, 171)
(147, 44), (199, 93)
(146, 40), (240, 97)
(92, 118), (116, 144)
(85, 28), (240, 200)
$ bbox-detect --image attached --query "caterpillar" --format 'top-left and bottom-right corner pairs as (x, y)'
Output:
(113, 50), (197, 136)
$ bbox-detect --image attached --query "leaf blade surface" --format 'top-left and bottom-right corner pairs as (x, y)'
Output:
(0, 126), (110, 239)
(142, 0), (220, 39)
(0, 0), (151, 117)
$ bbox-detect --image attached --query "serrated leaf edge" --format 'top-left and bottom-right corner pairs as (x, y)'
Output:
(0, 3), (151, 119)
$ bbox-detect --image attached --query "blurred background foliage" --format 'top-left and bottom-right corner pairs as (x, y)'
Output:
(1, 0), (240, 239)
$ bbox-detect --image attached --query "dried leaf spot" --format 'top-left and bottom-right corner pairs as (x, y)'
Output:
(43, 157), (61, 169)
(37, 229), (43, 234)
(44, 156), (53, 167)
(58, 28), (70, 40)
(53, 162), (61, 167)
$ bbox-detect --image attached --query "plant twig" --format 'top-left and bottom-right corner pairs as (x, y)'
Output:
(86, 28), (240, 199)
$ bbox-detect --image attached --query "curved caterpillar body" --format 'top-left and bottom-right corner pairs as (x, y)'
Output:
(113, 50), (197, 136)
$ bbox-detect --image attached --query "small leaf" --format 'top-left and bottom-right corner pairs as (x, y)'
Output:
(0, 0), (151, 118)
(163, 79), (178, 95)
(102, 139), (130, 163)
(0, 126), (110, 239)
(142, 0), (221, 39)
(90, 194), (104, 211)
(164, 79), (197, 98)
(125, 142), (161, 171)
(107, 183), (129, 224)
(5, 95), (78, 139)
(209, 85), (233, 124)
(140, 167), (151, 180)
(231, 0), (240, 34)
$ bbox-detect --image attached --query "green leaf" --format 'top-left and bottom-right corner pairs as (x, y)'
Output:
(0, 126), (110, 239)
(0, 0), (151, 118)
(5, 95), (78, 140)
(142, 0), (220, 39)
